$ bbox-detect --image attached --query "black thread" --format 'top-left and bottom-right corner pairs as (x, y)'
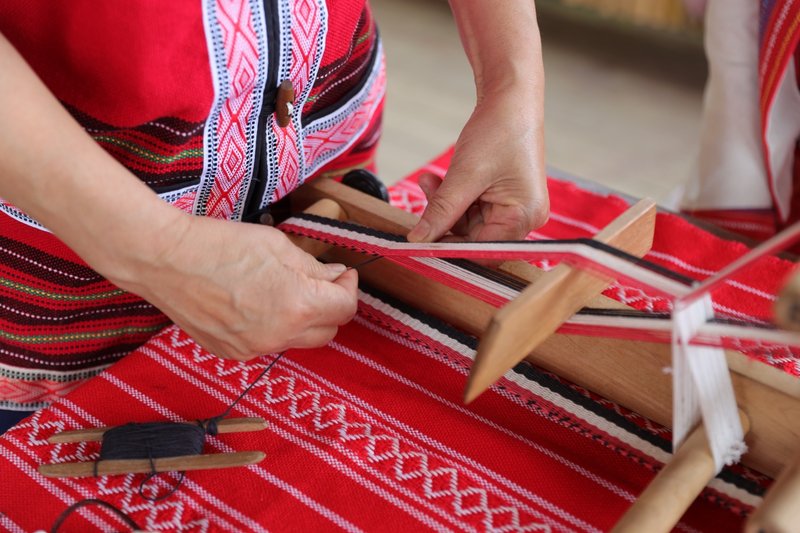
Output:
(92, 352), (283, 490)
(50, 498), (141, 533)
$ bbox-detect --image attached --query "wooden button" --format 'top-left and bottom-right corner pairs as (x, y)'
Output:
(275, 79), (295, 128)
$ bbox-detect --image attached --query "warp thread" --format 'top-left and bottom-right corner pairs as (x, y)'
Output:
(672, 295), (746, 472)
(288, 214), (752, 471)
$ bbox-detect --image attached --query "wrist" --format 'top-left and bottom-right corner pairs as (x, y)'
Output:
(475, 58), (542, 106)
(91, 201), (192, 293)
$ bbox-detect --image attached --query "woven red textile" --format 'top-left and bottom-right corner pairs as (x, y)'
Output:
(0, 288), (759, 532)
(392, 148), (800, 375)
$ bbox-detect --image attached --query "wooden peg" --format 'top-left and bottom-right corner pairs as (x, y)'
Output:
(285, 198), (347, 258)
(745, 446), (800, 533)
(275, 79), (295, 128)
(612, 410), (750, 533)
(464, 199), (656, 403)
(39, 451), (265, 478)
(48, 417), (268, 444)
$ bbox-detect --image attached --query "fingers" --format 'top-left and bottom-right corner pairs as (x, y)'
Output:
(417, 172), (442, 199)
(286, 326), (339, 349)
(277, 270), (357, 351)
(315, 269), (359, 326)
(408, 169), (482, 243)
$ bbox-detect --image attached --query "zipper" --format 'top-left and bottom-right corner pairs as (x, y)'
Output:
(242, 0), (281, 222)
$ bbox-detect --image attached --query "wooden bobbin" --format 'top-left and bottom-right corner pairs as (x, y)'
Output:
(47, 417), (268, 444)
(612, 410), (750, 533)
(40, 451), (266, 478)
(745, 447), (800, 533)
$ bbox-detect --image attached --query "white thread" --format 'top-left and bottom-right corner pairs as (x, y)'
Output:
(671, 295), (746, 472)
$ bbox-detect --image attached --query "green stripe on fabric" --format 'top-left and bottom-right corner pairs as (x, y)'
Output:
(355, 27), (372, 46)
(0, 324), (168, 344)
(93, 136), (203, 164)
(0, 278), (125, 301)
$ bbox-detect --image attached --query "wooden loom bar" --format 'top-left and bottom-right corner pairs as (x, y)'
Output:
(613, 411), (751, 533)
(465, 199), (656, 403)
(292, 178), (800, 479)
(39, 452), (266, 478)
(745, 448), (800, 532)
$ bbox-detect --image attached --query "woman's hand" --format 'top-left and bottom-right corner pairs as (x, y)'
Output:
(407, 92), (548, 243)
(113, 215), (359, 361)
(408, 0), (548, 244)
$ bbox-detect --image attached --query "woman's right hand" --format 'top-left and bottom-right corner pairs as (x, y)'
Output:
(110, 214), (359, 361)
(0, 33), (357, 363)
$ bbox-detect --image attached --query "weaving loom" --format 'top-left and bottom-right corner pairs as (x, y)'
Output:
(1, 148), (799, 531)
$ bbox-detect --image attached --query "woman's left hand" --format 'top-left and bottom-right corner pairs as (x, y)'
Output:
(407, 90), (548, 243)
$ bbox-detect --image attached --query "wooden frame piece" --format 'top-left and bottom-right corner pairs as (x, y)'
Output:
(291, 177), (800, 481)
(39, 451), (265, 478)
(47, 417), (268, 444)
(465, 199), (656, 403)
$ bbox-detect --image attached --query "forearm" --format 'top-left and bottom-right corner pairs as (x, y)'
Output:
(408, 2), (548, 243)
(448, 0), (544, 104)
(0, 33), (185, 287)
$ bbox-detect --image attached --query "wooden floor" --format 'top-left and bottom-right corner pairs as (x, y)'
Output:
(371, 0), (707, 205)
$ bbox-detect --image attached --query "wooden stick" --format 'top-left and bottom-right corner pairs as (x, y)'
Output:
(294, 177), (800, 478)
(612, 411), (750, 533)
(745, 447), (800, 533)
(39, 451), (265, 478)
(464, 199), (656, 403)
(48, 417), (268, 444)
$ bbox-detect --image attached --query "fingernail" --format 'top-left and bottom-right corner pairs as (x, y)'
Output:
(408, 219), (431, 243)
(326, 263), (347, 275)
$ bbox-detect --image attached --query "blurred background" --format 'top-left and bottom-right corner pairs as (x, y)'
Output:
(371, 0), (707, 205)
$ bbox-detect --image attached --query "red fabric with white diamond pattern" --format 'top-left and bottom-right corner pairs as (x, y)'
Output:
(0, 293), (753, 532)
(0, 148), (774, 531)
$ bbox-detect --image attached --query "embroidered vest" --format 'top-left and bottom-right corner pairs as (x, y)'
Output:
(0, 0), (384, 409)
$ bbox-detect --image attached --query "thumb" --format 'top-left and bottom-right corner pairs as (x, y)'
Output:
(283, 241), (348, 281)
(407, 173), (477, 243)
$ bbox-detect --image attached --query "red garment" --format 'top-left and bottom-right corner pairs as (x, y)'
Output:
(0, 0), (385, 410)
